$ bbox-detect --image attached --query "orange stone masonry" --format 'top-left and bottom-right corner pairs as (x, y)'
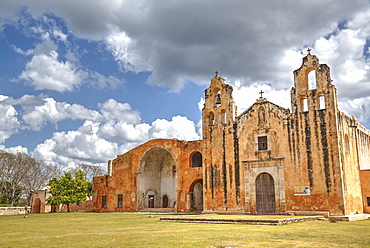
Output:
(92, 54), (370, 216)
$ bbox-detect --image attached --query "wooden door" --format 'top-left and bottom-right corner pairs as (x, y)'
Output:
(255, 173), (276, 213)
(162, 195), (168, 208)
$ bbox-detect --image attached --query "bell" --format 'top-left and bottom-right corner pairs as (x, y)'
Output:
(215, 94), (221, 105)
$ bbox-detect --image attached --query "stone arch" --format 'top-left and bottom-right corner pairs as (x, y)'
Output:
(138, 146), (177, 209)
(221, 109), (227, 124)
(255, 173), (276, 214)
(190, 151), (202, 167)
(318, 93), (325, 110)
(308, 69), (316, 90)
(213, 87), (221, 107)
(189, 179), (203, 211)
(32, 198), (41, 213)
(301, 95), (308, 112)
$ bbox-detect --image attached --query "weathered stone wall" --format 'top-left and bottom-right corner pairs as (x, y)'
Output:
(92, 176), (108, 212)
(31, 189), (93, 213)
(360, 170), (370, 214)
(61, 200), (93, 212)
(286, 54), (350, 216)
(202, 76), (243, 212)
(92, 139), (202, 213)
(92, 53), (370, 217)
(237, 100), (290, 214)
(0, 207), (30, 215)
(30, 189), (52, 213)
(336, 112), (364, 215)
(357, 124), (370, 170)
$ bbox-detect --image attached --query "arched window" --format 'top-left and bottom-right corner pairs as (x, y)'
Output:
(319, 94), (325, 110)
(302, 97), (308, 112)
(221, 110), (227, 124)
(308, 70), (316, 90)
(215, 91), (221, 107)
(191, 152), (202, 167)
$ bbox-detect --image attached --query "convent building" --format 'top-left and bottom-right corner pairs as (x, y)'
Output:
(92, 53), (370, 217)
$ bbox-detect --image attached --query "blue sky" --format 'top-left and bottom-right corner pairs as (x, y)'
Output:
(1, 0), (370, 169)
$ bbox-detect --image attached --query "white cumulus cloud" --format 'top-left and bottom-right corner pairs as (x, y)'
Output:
(19, 45), (88, 92)
(0, 96), (21, 143)
(148, 116), (200, 141)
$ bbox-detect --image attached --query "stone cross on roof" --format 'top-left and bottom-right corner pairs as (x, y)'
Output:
(307, 48), (312, 55)
(259, 90), (264, 98)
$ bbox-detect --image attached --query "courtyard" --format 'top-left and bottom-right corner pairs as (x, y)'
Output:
(0, 212), (369, 247)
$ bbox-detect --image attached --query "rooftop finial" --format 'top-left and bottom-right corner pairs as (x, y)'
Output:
(307, 48), (312, 55)
(215, 71), (219, 77)
(259, 90), (264, 98)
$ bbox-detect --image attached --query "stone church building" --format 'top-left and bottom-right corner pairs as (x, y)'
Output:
(92, 53), (370, 216)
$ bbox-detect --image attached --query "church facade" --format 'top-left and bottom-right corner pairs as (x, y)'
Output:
(92, 53), (370, 216)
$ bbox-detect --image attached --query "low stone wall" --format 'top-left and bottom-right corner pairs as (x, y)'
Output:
(0, 207), (30, 215)
(160, 216), (323, 225)
(329, 214), (370, 222)
(139, 208), (175, 213)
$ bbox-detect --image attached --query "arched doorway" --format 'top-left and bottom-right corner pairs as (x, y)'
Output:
(190, 179), (203, 211)
(32, 198), (41, 213)
(162, 195), (169, 208)
(138, 147), (176, 209)
(255, 173), (276, 213)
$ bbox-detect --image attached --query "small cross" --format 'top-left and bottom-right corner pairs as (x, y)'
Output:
(307, 48), (312, 55)
(215, 71), (219, 77)
(259, 90), (264, 98)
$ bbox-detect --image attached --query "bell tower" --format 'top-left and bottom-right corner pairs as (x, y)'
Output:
(202, 73), (242, 212)
(290, 50), (338, 114)
(288, 51), (347, 215)
(202, 72), (237, 132)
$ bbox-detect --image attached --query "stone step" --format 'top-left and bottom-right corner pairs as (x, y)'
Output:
(139, 208), (175, 213)
(159, 216), (324, 225)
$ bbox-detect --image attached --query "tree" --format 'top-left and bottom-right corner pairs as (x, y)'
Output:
(67, 163), (105, 198)
(47, 171), (90, 212)
(67, 163), (106, 182)
(0, 150), (59, 206)
(0, 181), (22, 206)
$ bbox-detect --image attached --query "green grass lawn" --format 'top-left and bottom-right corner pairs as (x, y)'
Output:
(0, 212), (369, 247)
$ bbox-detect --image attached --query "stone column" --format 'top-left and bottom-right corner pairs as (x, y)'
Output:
(186, 192), (193, 212)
